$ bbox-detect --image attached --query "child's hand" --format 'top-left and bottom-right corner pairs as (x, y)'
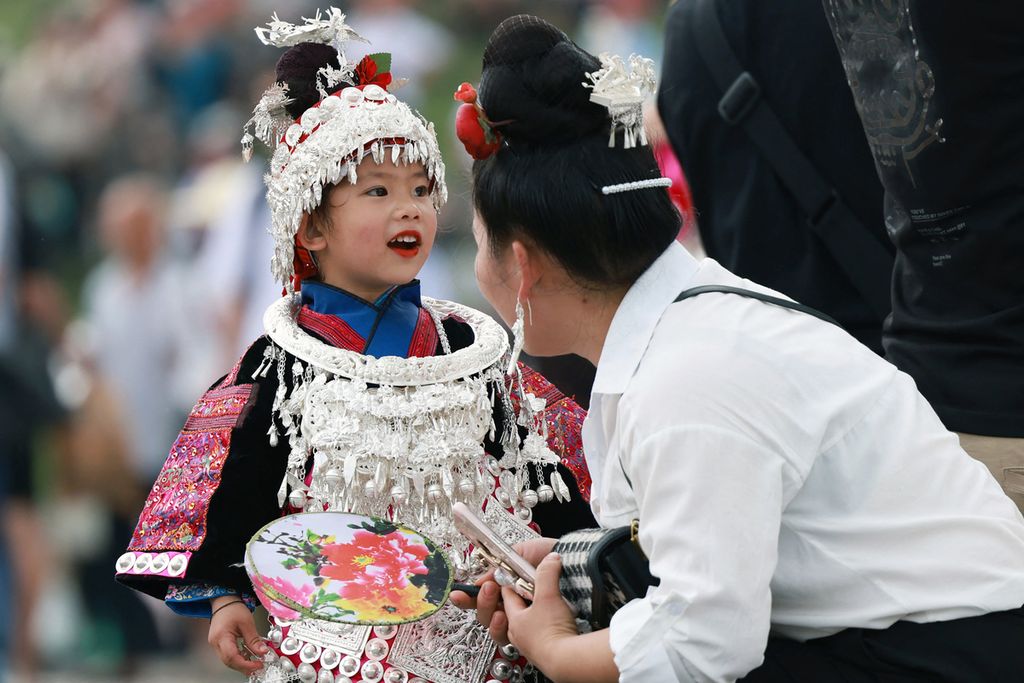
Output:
(208, 597), (267, 674)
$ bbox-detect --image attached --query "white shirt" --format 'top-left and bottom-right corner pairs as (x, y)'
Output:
(584, 242), (1024, 683)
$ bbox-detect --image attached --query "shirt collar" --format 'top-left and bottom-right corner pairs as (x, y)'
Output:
(591, 241), (701, 395)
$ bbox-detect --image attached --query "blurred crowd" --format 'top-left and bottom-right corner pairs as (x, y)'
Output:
(0, 1), (688, 681)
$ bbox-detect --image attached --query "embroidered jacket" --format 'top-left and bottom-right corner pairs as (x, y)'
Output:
(115, 281), (592, 624)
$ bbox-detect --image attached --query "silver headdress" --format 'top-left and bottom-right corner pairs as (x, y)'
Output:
(583, 52), (657, 149)
(243, 7), (447, 290)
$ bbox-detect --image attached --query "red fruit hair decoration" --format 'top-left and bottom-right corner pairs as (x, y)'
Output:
(453, 82), (505, 160)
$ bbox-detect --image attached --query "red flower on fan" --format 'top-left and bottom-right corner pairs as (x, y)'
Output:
(354, 54), (392, 90)
(454, 82), (502, 160)
(321, 529), (430, 602)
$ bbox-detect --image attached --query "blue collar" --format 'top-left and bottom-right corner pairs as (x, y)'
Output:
(300, 280), (424, 358)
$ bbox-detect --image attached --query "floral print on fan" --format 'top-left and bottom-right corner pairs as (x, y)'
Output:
(246, 512), (451, 625)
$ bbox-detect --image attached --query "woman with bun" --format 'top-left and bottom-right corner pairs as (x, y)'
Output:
(452, 14), (1024, 683)
(114, 9), (594, 682)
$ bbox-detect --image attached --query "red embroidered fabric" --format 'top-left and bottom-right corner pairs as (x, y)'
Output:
(128, 382), (255, 552)
(407, 308), (439, 357)
(513, 364), (592, 502)
(297, 306), (366, 351)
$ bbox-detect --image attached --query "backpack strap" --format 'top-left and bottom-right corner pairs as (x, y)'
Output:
(689, 0), (893, 320)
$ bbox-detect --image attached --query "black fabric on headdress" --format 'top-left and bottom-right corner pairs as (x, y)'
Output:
(276, 42), (345, 119)
(479, 15), (606, 147)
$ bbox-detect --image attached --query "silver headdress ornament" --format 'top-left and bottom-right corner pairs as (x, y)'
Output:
(583, 52), (658, 149)
(242, 7), (447, 289)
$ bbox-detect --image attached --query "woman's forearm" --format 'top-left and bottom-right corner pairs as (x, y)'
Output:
(542, 629), (619, 683)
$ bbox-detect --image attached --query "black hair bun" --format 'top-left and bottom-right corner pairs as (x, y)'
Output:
(275, 42), (345, 119)
(479, 15), (607, 147)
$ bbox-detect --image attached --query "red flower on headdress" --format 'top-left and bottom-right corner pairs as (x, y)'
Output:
(454, 82), (502, 160)
(354, 54), (393, 90)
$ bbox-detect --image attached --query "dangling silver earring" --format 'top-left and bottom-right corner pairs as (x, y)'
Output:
(507, 299), (525, 375)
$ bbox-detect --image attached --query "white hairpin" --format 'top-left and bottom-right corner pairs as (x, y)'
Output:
(601, 177), (673, 195)
(583, 53), (657, 149)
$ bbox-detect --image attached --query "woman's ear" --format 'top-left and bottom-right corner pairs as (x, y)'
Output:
(296, 214), (327, 252)
(511, 239), (541, 303)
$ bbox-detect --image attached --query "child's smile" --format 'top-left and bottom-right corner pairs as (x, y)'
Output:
(387, 230), (422, 258)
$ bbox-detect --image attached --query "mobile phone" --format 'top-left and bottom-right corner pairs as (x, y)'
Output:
(452, 502), (537, 601)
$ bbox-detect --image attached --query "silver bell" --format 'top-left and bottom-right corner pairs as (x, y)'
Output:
(536, 484), (554, 503)
(390, 484), (407, 506)
(288, 489), (307, 509)
(323, 468), (343, 488)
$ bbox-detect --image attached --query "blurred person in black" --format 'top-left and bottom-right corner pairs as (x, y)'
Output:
(658, 0), (895, 354)
(0, 147), (64, 682)
(823, 0), (1024, 511)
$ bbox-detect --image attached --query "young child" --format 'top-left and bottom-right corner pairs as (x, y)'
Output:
(115, 10), (593, 683)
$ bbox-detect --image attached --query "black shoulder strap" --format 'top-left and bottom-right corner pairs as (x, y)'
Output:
(689, 0), (893, 320)
(673, 284), (841, 327)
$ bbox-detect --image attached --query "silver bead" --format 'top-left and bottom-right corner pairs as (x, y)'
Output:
(280, 637), (301, 655)
(362, 84), (387, 101)
(279, 657), (296, 673)
(317, 669), (335, 683)
(324, 468), (343, 488)
(389, 485), (407, 506)
(115, 552), (135, 573)
(458, 477), (476, 497)
(363, 479), (378, 498)
(500, 643), (520, 660)
(297, 662), (317, 683)
(494, 487), (512, 508)
(339, 655), (361, 676)
(536, 484), (554, 503)
(384, 668), (409, 683)
(336, 677), (354, 683)
(499, 470), (516, 492)
(150, 553), (169, 573)
(341, 87), (363, 104)
(289, 489), (308, 509)
(361, 660), (384, 682)
(490, 659), (513, 680)
(520, 489), (539, 509)
(511, 664), (524, 683)
(133, 554), (152, 573)
(426, 483), (444, 505)
(319, 648), (340, 670)
(167, 553), (187, 576)
(365, 637), (389, 661)
(299, 642), (322, 663)
(514, 505), (532, 523)
(267, 627), (283, 646)
(373, 624), (398, 639)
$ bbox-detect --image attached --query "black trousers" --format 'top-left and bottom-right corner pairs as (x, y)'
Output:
(740, 606), (1024, 682)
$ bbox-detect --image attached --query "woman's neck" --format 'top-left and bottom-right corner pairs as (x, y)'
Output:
(531, 283), (626, 367)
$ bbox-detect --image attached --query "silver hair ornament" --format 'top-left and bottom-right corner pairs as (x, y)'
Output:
(583, 52), (657, 149)
(255, 7), (367, 57)
(241, 82), (294, 162)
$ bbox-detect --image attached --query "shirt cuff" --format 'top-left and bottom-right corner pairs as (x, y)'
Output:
(165, 583), (257, 618)
(609, 593), (692, 683)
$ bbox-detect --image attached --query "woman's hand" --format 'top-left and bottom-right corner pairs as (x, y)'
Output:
(448, 536), (559, 645)
(501, 552), (579, 673)
(208, 596), (267, 675)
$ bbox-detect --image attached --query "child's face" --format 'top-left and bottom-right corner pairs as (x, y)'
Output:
(309, 157), (436, 301)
